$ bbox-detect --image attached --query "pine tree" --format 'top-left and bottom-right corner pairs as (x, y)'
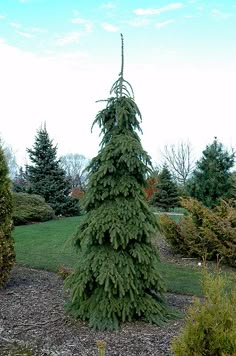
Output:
(65, 35), (174, 330)
(26, 125), (80, 216)
(187, 138), (235, 208)
(0, 146), (15, 287)
(151, 165), (179, 211)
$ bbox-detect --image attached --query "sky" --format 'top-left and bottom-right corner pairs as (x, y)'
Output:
(0, 0), (236, 167)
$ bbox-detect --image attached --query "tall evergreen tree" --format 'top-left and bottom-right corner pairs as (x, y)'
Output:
(0, 146), (15, 287)
(187, 138), (235, 208)
(66, 35), (174, 330)
(152, 165), (179, 211)
(26, 125), (79, 216)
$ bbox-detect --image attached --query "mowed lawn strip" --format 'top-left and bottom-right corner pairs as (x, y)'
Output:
(13, 216), (84, 271)
(13, 215), (202, 295)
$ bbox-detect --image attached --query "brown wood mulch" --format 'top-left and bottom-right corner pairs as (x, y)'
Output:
(0, 236), (203, 356)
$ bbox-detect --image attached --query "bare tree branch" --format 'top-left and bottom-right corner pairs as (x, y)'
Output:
(161, 141), (195, 186)
(59, 153), (89, 190)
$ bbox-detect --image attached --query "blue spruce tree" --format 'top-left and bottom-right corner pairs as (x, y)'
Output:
(27, 125), (80, 216)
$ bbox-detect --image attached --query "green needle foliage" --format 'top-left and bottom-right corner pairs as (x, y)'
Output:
(187, 138), (235, 208)
(172, 264), (236, 355)
(65, 35), (174, 330)
(27, 125), (80, 216)
(151, 165), (179, 211)
(0, 146), (15, 287)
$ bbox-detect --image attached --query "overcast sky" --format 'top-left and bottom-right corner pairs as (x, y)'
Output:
(0, 0), (236, 166)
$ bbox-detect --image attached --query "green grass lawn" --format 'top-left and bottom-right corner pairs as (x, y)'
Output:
(13, 216), (83, 271)
(13, 216), (202, 296)
(155, 212), (183, 223)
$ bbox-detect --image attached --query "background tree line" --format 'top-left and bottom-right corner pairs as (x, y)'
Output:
(1, 132), (236, 215)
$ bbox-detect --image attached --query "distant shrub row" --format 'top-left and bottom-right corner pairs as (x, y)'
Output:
(159, 197), (236, 267)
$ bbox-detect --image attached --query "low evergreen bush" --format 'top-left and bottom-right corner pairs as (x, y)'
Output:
(159, 213), (197, 256)
(159, 197), (236, 267)
(172, 265), (236, 355)
(13, 192), (55, 225)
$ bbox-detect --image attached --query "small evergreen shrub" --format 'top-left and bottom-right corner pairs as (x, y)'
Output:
(0, 147), (15, 287)
(159, 197), (236, 267)
(159, 213), (197, 256)
(13, 192), (55, 225)
(171, 266), (236, 356)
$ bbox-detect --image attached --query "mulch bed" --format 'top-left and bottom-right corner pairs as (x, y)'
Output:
(0, 267), (194, 356)
(0, 236), (201, 356)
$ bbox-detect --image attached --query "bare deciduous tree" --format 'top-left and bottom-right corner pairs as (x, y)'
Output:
(161, 141), (195, 186)
(59, 153), (89, 190)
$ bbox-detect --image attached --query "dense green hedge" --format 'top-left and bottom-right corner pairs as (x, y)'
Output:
(13, 192), (55, 225)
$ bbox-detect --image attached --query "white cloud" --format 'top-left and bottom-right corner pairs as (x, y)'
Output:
(101, 22), (119, 32)
(70, 17), (93, 32)
(0, 14), (5, 19)
(126, 18), (150, 27)
(134, 3), (183, 16)
(9, 22), (22, 28)
(211, 9), (232, 19)
(0, 38), (5, 43)
(16, 31), (34, 38)
(156, 19), (175, 28)
(56, 32), (82, 46)
(100, 2), (116, 9)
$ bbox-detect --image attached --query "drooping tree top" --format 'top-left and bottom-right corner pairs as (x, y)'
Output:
(92, 34), (143, 147)
(65, 34), (176, 330)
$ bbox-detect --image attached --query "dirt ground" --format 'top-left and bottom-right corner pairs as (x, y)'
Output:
(0, 236), (203, 356)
